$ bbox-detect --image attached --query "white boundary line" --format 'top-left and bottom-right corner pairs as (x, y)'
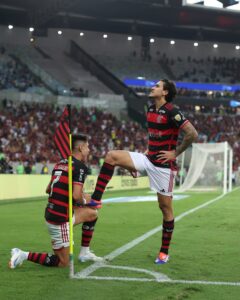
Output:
(75, 187), (240, 286)
(79, 276), (240, 286)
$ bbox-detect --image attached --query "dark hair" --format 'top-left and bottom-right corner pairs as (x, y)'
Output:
(161, 79), (177, 102)
(72, 134), (88, 149)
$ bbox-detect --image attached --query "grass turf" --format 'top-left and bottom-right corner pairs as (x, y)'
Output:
(0, 187), (240, 300)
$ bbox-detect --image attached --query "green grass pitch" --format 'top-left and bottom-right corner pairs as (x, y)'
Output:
(0, 187), (240, 300)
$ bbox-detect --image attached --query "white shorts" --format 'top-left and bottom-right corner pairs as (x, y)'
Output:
(46, 215), (75, 250)
(129, 152), (176, 196)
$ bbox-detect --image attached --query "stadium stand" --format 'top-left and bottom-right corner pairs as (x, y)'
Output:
(94, 54), (168, 81)
(0, 101), (147, 170)
(28, 45), (113, 96)
(160, 55), (240, 84)
(0, 47), (50, 95)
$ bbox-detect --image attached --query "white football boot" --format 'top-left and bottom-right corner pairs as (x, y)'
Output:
(78, 248), (103, 263)
(9, 248), (28, 269)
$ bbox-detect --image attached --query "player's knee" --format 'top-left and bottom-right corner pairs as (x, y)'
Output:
(105, 150), (118, 165)
(43, 254), (61, 267)
(159, 202), (171, 215)
(59, 258), (69, 268)
(87, 208), (98, 221)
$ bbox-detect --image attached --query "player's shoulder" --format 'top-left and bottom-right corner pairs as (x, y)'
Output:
(147, 104), (155, 112)
(53, 159), (68, 170)
(164, 103), (183, 116)
(164, 102), (175, 111)
(73, 157), (88, 172)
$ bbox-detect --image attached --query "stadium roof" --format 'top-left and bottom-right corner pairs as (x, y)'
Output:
(0, 0), (240, 43)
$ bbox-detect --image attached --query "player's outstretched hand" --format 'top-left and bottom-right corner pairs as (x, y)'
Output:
(156, 150), (176, 163)
(130, 170), (138, 178)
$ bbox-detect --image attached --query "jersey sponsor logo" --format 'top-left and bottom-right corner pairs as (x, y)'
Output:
(158, 110), (166, 114)
(54, 170), (62, 176)
(55, 165), (68, 171)
(174, 114), (182, 121)
(149, 132), (162, 138)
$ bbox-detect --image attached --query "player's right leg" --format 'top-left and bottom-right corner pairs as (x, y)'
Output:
(105, 150), (137, 169)
(155, 193), (174, 264)
(9, 221), (72, 269)
(9, 248), (62, 268)
(88, 150), (138, 208)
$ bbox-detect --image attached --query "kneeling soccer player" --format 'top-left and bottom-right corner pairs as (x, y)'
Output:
(9, 134), (102, 268)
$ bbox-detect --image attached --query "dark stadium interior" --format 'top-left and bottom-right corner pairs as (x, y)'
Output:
(0, 0), (240, 42)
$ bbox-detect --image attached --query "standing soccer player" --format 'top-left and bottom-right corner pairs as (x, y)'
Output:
(89, 79), (198, 264)
(9, 134), (102, 269)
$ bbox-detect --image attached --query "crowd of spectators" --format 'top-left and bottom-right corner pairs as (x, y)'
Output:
(97, 51), (240, 84)
(0, 46), (91, 98)
(175, 103), (239, 115)
(0, 47), (46, 93)
(187, 110), (240, 170)
(0, 154), (13, 174)
(0, 100), (147, 169)
(159, 54), (240, 84)
(0, 101), (239, 173)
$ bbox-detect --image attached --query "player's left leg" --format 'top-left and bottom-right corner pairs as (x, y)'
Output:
(155, 193), (174, 264)
(145, 164), (176, 265)
(74, 207), (103, 262)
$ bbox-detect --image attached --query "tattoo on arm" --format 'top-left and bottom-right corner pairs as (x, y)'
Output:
(176, 123), (198, 157)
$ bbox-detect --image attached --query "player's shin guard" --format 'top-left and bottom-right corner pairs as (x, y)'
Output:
(160, 219), (174, 255)
(81, 218), (98, 247)
(91, 162), (114, 202)
(28, 252), (60, 267)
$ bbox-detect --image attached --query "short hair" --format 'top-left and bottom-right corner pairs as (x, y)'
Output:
(161, 79), (177, 102)
(72, 134), (88, 150)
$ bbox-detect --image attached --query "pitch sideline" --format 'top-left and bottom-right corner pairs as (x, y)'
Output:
(75, 187), (240, 286)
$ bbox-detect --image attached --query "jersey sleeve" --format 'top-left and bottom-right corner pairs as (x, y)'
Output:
(169, 107), (189, 129)
(73, 164), (88, 185)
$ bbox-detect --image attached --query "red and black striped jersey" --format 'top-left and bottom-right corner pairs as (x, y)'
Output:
(45, 157), (88, 224)
(146, 103), (189, 170)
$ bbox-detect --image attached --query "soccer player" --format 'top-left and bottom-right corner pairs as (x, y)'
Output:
(90, 79), (198, 264)
(9, 134), (102, 269)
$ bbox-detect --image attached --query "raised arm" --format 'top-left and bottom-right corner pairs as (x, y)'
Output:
(175, 122), (198, 157)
